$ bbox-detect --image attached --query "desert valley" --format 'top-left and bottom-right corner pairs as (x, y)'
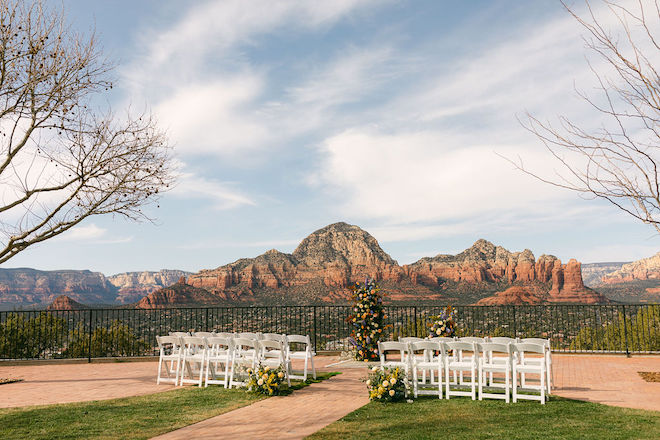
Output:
(1, 222), (658, 310)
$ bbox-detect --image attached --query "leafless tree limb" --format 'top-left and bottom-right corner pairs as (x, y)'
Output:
(512, 0), (660, 232)
(0, 0), (174, 263)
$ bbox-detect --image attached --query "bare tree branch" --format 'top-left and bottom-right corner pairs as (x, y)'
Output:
(0, 0), (174, 263)
(511, 0), (660, 233)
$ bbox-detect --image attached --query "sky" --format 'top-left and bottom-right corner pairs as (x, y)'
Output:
(3, 0), (660, 275)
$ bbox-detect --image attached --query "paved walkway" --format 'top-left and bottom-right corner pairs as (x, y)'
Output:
(552, 354), (660, 411)
(152, 365), (368, 440)
(0, 361), (167, 408)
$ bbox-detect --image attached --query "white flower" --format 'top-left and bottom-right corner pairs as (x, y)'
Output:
(262, 374), (268, 380)
(390, 378), (397, 385)
(371, 366), (378, 372)
(389, 389), (395, 396)
(366, 379), (371, 386)
(436, 328), (442, 335)
(257, 379), (264, 386)
(407, 399), (414, 404)
(382, 380), (389, 388)
(264, 366), (270, 372)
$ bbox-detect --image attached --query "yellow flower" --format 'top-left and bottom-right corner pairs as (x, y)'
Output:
(389, 389), (395, 397)
(382, 380), (389, 387)
(262, 374), (268, 380)
(277, 372), (284, 378)
(264, 366), (270, 372)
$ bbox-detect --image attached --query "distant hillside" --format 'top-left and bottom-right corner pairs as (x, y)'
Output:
(596, 252), (660, 303)
(0, 268), (190, 309)
(581, 262), (628, 287)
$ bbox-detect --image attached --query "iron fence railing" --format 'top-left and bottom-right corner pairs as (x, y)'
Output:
(0, 304), (658, 360)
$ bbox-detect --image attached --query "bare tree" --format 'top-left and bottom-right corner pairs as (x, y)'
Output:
(515, 0), (660, 232)
(0, 0), (174, 263)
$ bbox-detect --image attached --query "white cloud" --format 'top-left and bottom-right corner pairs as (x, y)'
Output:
(154, 76), (268, 155)
(170, 171), (256, 210)
(55, 224), (133, 245)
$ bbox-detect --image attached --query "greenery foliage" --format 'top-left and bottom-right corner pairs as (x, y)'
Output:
(570, 305), (660, 352)
(0, 312), (66, 359)
(347, 279), (387, 361)
(63, 320), (151, 358)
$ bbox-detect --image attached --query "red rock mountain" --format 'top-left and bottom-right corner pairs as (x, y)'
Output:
(135, 277), (228, 309)
(46, 295), (89, 310)
(184, 222), (603, 305)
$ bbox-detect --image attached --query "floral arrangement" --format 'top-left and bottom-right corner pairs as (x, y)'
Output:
(366, 366), (406, 402)
(347, 279), (387, 361)
(246, 364), (287, 396)
(428, 305), (457, 338)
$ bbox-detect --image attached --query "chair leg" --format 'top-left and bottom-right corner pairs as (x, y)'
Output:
(512, 366), (518, 403)
(540, 366), (546, 405)
(303, 356), (308, 381)
(157, 357), (163, 384)
(310, 354), (316, 380)
(478, 364), (483, 401)
(412, 366), (418, 398)
(204, 359), (210, 387)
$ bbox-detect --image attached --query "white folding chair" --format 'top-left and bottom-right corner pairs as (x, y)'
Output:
(169, 331), (190, 337)
(204, 336), (233, 388)
(444, 341), (478, 400)
(156, 335), (182, 385)
(511, 342), (546, 404)
(378, 341), (410, 374)
(259, 339), (291, 386)
(518, 338), (552, 393)
(286, 334), (316, 381)
(477, 342), (511, 403)
(179, 336), (207, 387)
(486, 337), (517, 387)
(237, 332), (261, 340)
(194, 331), (215, 338)
(409, 340), (444, 399)
(229, 337), (259, 388)
(456, 337), (486, 385)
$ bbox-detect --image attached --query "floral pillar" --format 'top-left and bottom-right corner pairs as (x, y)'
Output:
(348, 279), (386, 361)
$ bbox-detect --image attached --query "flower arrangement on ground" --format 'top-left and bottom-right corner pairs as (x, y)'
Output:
(246, 364), (287, 396)
(366, 366), (406, 402)
(347, 279), (387, 361)
(428, 305), (457, 338)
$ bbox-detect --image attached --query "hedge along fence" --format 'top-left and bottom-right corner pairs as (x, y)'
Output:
(0, 304), (658, 360)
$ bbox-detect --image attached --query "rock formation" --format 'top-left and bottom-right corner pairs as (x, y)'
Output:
(185, 223), (602, 305)
(135, 277), (226, 309)
(601, 252), (660, 283)
(0, 268), (117, 308)
(107, 269), (192, 304)
(476, 286), (543, 305)
(47, 295), (89, 310)
(581, 262), (628, 287)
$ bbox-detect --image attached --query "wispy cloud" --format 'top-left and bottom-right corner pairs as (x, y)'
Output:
(170, 171), (256, 210)
(56, 223), (133, 245)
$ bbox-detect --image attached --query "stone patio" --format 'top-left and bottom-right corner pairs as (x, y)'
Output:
(0, 354), (658, 439)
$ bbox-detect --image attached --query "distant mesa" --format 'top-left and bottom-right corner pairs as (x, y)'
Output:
(47, 295), (89, 310)
(595, 252), (660, 303)
(0, 222), (616, 308)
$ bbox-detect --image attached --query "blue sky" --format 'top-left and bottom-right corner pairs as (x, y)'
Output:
(4, 0), (659, 275)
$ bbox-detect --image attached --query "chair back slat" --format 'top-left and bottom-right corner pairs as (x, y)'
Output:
(512, 342), (545, 354)
(478, 342), (510, 354)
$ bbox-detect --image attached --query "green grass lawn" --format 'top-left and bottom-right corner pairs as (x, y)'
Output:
(308, 395), (660, 440)
(0, 372), (339, 440)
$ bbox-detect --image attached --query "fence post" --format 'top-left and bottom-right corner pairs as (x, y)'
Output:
(413, 306), (418, 337)
(512, 306), (517, 338)
(622, 305), (630, 357)
(87, 309), (93, 363)
(313, 306), (318, 352)
(205, 307), (209, 332)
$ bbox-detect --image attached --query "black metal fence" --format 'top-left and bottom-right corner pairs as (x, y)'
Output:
(0, 304), (658, 360)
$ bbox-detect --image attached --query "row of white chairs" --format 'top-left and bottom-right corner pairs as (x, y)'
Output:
(156, 332), (316, 389)
(381, 336), (551, 404)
